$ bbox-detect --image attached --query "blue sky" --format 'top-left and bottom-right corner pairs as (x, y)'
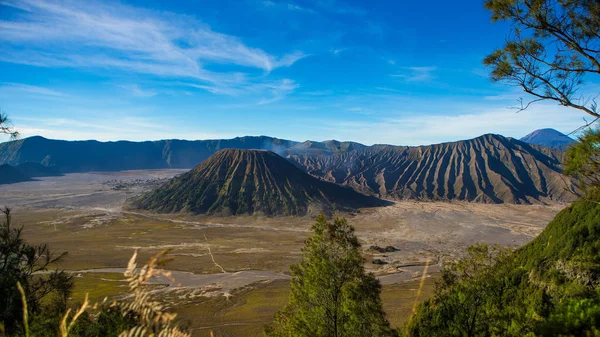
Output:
(0, 0), (592, 145)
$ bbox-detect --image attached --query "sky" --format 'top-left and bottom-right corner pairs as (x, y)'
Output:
(0, 0), (593, 145)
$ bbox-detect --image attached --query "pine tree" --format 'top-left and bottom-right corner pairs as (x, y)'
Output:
(484, 0), (600, 119)
(265, 215), (397, 337)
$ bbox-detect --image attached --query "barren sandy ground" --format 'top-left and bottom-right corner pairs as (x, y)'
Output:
(0, 170), (566, 329)
(0, 169), (187, 211)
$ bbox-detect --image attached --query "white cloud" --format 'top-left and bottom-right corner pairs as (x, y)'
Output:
(118, 84), (157, 98)
(180, 77), (298, 103)
(330, 48), (347, 55)
(391, 66), (437, 82)
(257, 79), (299, 104)
(0, 82), (67, 97)
(0, 0), (306, 97)
(7, 115), (234, 142)
(287, 3), (315, 13)
(320, 102), (589, 146)
(346, 107), (373, 115)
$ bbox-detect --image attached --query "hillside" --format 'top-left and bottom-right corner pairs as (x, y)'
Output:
(0, 164), (32, 185)
(287, 134), (576, 204)
(520, 128), (576, 150)
(15, 162), (63, 177)
(131, 149), (391, 216)
(405, 188), (600, 336)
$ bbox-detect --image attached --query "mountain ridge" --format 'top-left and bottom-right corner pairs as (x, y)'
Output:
(0, 135), (299, 172)
(0, 133), (578, 204)
(287, 134), (576, 204)
(0, 132), (566, 171)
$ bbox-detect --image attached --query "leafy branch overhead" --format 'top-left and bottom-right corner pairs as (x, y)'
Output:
(0, 110), (19, 140)
(484, 0), (600, 119)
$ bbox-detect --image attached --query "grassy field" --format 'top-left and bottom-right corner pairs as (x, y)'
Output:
(15, 209), (310, 273)
(71, 274), (436, 337)
(10, 197), (558, 337)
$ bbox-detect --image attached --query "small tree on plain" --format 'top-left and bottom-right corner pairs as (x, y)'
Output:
(265, 214), (397, 337)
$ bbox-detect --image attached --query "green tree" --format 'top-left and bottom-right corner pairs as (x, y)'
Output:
(484, 0), (600, 119)
(564, 127), (600, 190)
(265, 215), (397, 337)
(404, 187), (600, 337)
(403, 244), (516, 337)
(0, 207), (73, 335)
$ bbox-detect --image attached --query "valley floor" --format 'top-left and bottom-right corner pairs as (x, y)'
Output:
(0, 170), (566, 336)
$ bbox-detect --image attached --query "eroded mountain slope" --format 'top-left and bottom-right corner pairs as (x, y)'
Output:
(288, 134), (576, 204)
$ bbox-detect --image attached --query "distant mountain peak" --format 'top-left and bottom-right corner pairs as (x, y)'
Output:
(520, 128), (575, 151)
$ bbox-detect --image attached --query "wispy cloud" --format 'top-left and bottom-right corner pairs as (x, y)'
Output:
(483, 87), (534, 102)
(0, 82), (67, 97)
(0, 0), (306, 99)
(257, 79), (299, 104)
(299, 90), (334, 96)
(180, 77), (298, 103)
(9, 115), (234, 142)
(329, 47), (347, 55)
(287, 3), (315, 13)
(315, 0), (367, 16)
(118, 84), (157, 98)
(320, 102), (588, 145)
(374, 87), (410, 94)
(347, 107), (372, 115)
(391, 66), (437, 82)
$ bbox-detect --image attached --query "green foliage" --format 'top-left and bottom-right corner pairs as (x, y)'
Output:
(0, 207), (138, 337)
(538, 298), (600, 337)
(65, 307), (137, 337)
(565, 128), (600, 190)
(404, 188), (600, 336)
(484, 0), (600, 118)
(22, 306), (136, 337)
(266, 215), (397, 337)
(0, 207), (72, 335)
